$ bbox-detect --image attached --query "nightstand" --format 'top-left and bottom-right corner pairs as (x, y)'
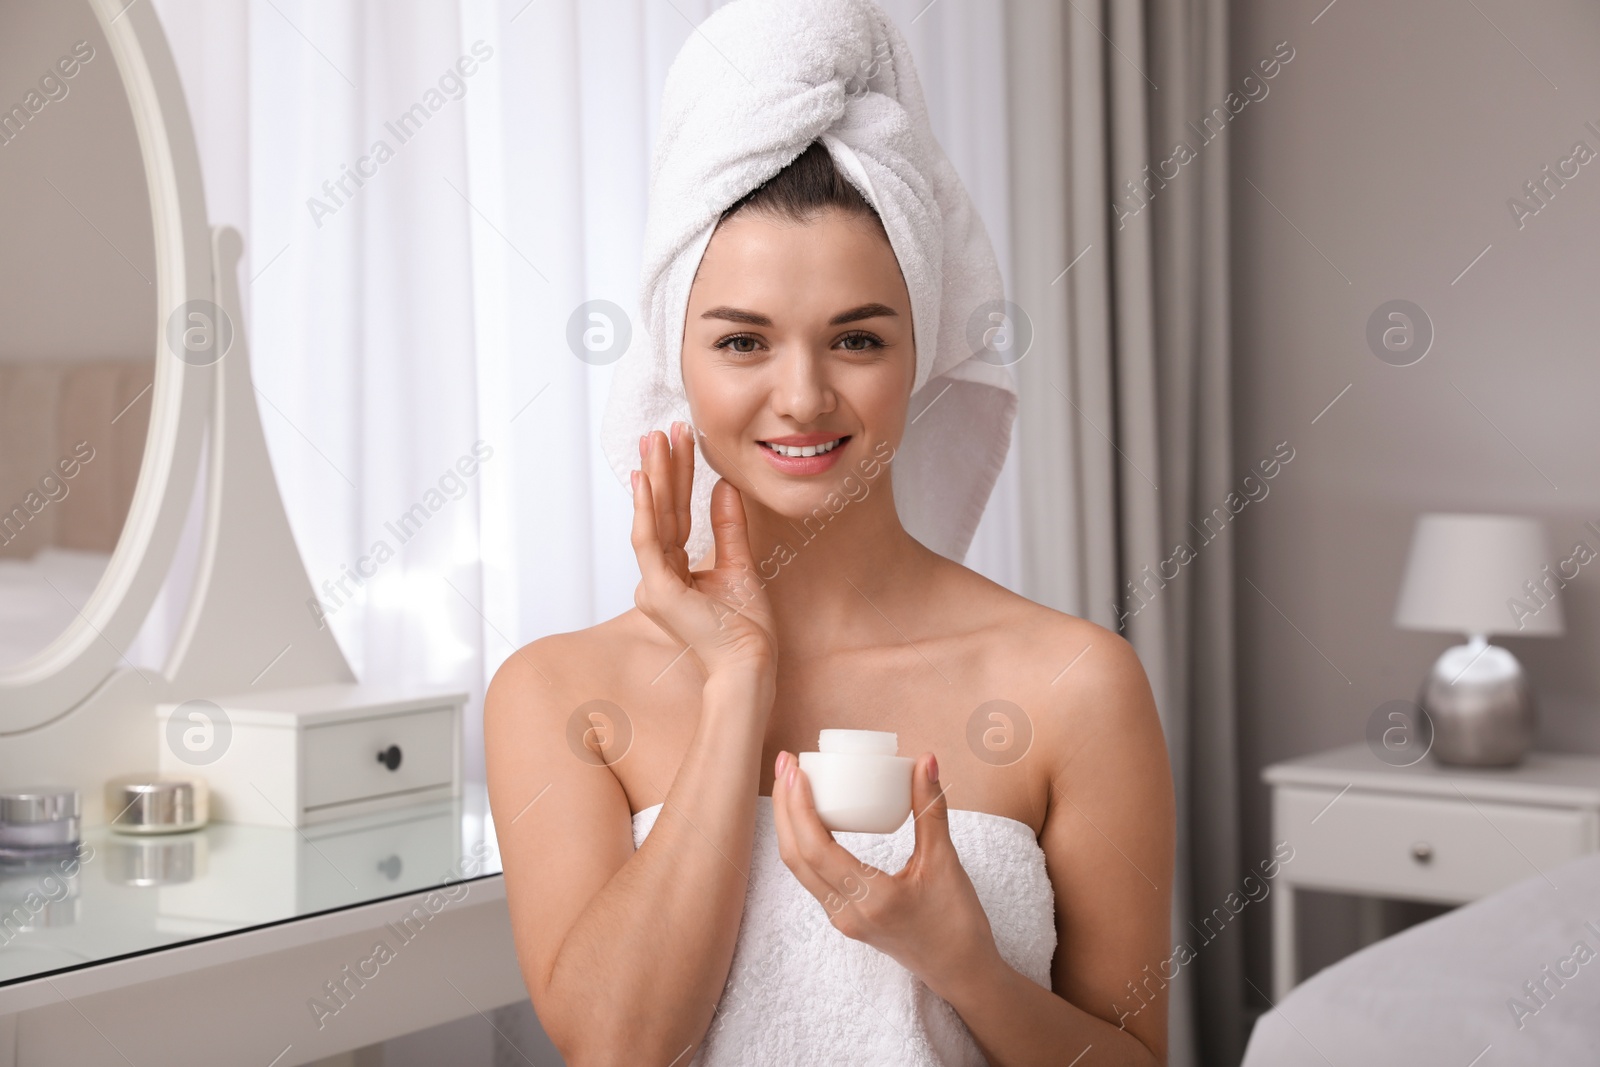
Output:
(1261, 742), (1600, 998)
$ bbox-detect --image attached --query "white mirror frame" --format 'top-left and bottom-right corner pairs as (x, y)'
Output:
(0, 0), (352, 752)
(0, 0), (213, 730)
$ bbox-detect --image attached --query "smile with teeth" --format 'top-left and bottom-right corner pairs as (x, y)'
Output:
(759, 437), (848, 458)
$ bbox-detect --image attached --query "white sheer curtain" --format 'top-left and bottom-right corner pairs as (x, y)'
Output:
(149, 0), (1018, 788)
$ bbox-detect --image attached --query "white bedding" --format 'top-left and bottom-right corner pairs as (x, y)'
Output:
(1242, 851), (1600, 1065)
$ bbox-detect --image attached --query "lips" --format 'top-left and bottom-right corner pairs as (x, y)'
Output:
(758, 435), (849, 458)
(756, 434), (850, 474)
(759, 432), (850, 448)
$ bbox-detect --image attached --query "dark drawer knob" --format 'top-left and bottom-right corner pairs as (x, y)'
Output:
(377, 744), (403, 771)
(1411, 841), (1433, 864)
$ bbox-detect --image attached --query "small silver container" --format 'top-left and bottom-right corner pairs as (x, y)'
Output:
(0, 787), (81, 863)
(106, 776), (209, 835)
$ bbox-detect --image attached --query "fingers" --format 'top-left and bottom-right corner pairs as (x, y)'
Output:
(708, 477), (757, 573)
(642, 430), (679, 549)
(909, 753), (951, 861)
(669, 422), (694, 550)
(640, 424), (696, 554)
(629, 465), (681, 599)
(774, 756), (886, 928)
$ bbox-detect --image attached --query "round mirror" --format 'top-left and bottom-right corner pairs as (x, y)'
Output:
(0, 1), (158, 670)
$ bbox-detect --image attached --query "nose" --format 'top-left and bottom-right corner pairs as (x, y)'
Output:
(768, 346), (837, 425)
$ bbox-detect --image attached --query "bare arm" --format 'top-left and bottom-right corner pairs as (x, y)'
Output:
(926, 626), (1174, 1066)
(488, 422), (782, 1065)
(486, 658), (773, 1065)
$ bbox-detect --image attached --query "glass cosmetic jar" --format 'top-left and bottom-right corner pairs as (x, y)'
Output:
(796, 729), (914, 833)
(0, 787), (81, 863)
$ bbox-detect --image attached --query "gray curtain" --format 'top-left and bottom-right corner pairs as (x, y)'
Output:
(1006, 1), (1239, 1065)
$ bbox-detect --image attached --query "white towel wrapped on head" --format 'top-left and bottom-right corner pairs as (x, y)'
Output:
(600, 0), (1017, 565)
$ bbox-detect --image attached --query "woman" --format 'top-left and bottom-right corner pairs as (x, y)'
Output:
(485, 5), (1173, 1065)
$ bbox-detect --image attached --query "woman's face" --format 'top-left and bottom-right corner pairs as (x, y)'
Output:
(680, 207), (915, 521)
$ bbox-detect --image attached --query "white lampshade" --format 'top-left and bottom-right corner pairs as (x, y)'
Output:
(1393, 513), (1564, 638)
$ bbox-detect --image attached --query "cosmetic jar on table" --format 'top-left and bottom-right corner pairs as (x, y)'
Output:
(0, 787), (81, 863)
(105, 776), (209, 835)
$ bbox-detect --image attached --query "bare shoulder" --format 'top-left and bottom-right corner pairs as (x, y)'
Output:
(1033, 615), (1159, 783)
(933, 561), (1161, 774)
(483, 632), (573, 715)
(483, 611), (659, 811)
(484, 609), (659, 723)
(938, 562), (1145, 693)
(1028, 609), (1159, 766)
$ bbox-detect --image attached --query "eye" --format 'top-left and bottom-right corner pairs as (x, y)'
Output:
(713, 333), (762, 356)
(837, 331), (885, 352)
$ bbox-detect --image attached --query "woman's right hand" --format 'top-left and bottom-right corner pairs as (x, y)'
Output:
(631, 422), (778, 685)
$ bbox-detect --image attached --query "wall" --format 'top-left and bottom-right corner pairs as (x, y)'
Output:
(1228, 0), (1600, 1013)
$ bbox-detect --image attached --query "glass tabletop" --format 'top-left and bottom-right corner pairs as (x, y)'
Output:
(0, 780), (502, 986)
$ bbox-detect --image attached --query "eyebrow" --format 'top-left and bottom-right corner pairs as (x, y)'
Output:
(699, 303), (899, 327)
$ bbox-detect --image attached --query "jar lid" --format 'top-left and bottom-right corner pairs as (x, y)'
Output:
(0, 787), (80, 825)
(817, 729), (898, 756)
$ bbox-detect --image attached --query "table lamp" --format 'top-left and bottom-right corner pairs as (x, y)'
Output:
(1393, 513), (1563, 766)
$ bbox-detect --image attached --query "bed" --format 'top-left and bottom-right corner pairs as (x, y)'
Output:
(0, 356), (154, 665)
(1241, 850), (1600, 1065)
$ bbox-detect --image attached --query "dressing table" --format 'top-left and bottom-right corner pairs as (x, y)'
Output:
(0, 2), (525, 1062)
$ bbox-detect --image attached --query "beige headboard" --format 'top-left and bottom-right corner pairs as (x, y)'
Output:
(0, 357), (154, 559)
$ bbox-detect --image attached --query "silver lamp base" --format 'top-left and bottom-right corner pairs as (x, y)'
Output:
(1419, 639), (1535, 767)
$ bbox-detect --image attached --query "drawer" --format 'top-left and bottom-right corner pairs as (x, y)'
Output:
(1275, 786), (1593, 903)
(302, 707), (456, 812)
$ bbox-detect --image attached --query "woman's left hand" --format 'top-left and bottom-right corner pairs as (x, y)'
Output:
(771, 750), (1003, 998)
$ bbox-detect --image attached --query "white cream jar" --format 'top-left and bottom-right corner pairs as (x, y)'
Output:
(797, 729), (914, 833)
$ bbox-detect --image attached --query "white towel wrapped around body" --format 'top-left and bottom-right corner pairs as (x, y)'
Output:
(600, 0), (1017, 565)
